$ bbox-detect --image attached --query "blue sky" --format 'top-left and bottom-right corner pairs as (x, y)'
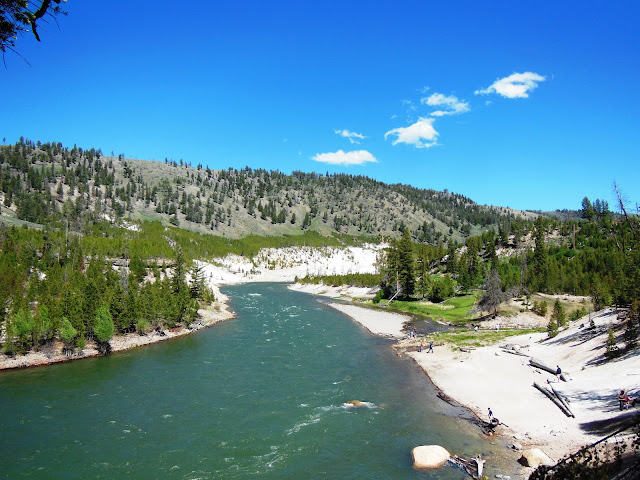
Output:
(2, 1), (638, 211)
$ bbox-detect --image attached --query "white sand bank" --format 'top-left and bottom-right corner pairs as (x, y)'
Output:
(288, 283), (379, 300)
(326, 303), (409, 338)
(196, 244), (383, 285)
(406, 308), (640, 463)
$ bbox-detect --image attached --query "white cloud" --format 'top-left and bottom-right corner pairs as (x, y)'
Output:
(334, 129), (366, 144)
(384, 118), (439, 149)
(475, 72), (546, 98)
(312, 150), (378, 166)
(421, 92), (470, 116)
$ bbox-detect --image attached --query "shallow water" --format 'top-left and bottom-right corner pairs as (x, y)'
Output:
(0, 283), (517, 479)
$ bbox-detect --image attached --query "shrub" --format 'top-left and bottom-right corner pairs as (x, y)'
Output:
(533, 300), (548, 317)
(136, 319), (151, 335)
(605, 328), (619, 359)
(372, 290), (385, 304)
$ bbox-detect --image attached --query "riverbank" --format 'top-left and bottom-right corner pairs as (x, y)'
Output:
(0, 299), (234, 371)
(0, 245), (381, 371)
(326, 300), (640, 476)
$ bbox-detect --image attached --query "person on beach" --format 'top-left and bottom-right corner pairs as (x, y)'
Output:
(428, 341), (434, 353)
(618, 389), (632, 410)
(556, 365), (562, 380)
(488, 407), (493, 421)
(420, 342), (424, 352)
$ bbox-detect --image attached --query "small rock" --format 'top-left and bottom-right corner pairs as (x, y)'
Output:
(512, 442), (522, 450)
(411, 445), (450, 469)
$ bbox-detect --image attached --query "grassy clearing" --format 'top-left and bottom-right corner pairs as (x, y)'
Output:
(503, 294), (593, 320)
(431, 327), (544, 348)
(387, 292), (481, 324)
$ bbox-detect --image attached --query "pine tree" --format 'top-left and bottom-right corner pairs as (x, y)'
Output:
(547, 317), (558, 338)
(94, 305), (114, 354)
(551, 299), (566, 328)
(397, 228), (415, 299)
(605, 328), (618, 359)
(59, 317), (77, 352)
(479, 270), (504, 317)
(13, 309), (35, 349)
(532, 218), (548, 292)
(624, 299), (639, 350)
(415, 244), (431, 299)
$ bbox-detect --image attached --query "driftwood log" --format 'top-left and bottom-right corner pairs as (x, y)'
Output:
(450, 455), (484, 479)
(530, 357), (568, 381)
(547, 380), (574, 416)
(501, 347), (529, 357)
(533, 382), (574, 417)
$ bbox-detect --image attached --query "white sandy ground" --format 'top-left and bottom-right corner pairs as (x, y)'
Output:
(326, 303), (408, 338)
(405, 308), (640, 465)
(196, 244), (383, 285)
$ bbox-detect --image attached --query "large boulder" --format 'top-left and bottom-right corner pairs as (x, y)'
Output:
(519, 448), (554, 468)
(412, 445), (450, 469)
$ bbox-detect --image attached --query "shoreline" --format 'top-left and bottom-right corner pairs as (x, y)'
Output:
(0, 300), (234, 371)
(325, 298), (640, 476)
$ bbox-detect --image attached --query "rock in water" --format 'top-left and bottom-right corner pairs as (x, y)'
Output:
(518, 448), (554, 468)
(411, 445), (451, 469)
(346, 400), (365, 408)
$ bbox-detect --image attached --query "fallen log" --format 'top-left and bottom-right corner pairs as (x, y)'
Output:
(547, 380), (575, 417)
(530, 357), (568, 381)
(533, 382), (574, 417)
(501, 347), (529, 357)
(450, 455), (483, 479)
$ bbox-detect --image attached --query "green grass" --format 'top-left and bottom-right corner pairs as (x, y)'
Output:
(0, 214), (44, 229)
(388, 292), (481, 324)
(431, 327), (544, 348)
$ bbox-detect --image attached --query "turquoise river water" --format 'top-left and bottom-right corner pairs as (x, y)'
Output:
(0, 283), (518, 479)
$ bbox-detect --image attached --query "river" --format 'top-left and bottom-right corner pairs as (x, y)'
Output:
(0, 283), (514, 479)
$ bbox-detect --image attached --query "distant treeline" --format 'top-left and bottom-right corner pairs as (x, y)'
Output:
(295, 273), (382, 288)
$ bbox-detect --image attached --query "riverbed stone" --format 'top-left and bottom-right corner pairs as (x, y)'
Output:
(518, 448), (554, 468)
(411, 445), (450, 469)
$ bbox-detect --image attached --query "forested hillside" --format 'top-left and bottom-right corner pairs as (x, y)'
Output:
(0, 138), (530, 242)
(1, 137), (638, 363)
